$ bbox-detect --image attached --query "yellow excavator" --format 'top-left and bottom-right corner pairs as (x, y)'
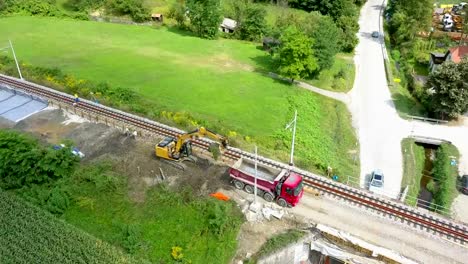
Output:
(155, 127), (228, 169)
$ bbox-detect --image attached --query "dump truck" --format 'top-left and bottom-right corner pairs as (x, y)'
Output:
(229, 158), (304, 207)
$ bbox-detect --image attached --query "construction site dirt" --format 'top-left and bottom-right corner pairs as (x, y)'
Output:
(2, 107), (467, 264)
(0, 107), (300, 262)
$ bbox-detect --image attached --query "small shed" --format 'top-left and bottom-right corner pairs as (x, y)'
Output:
(151, 14), (163, 22)
(220, 18), (237, 33)
(262, 37), (281, 51)
(429, 52), (447, 72)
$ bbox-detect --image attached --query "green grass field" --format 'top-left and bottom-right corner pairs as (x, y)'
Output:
(58, 163), (243, 263)
(401, 138), (426, 206)
(0, 16), (358, 176)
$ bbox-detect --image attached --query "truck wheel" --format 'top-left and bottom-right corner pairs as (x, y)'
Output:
(244, 184), (254, 194)
(234, 180), (244, 190)
(277, 198), (288, 207)
(263, 192), (274, 202)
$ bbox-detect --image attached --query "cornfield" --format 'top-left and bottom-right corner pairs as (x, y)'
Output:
(0, 189), (145, 264)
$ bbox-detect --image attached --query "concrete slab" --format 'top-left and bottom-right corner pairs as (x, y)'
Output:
(0, 96), (32, 114)
(0, 89), (14, 102)
(2, 99), (47, 122)
(0, 86), (48, 122)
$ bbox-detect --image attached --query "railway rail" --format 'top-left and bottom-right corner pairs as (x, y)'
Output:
(1, 73), (466, 245)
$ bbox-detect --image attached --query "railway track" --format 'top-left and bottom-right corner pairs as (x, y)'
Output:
(1, 73), (467, 245)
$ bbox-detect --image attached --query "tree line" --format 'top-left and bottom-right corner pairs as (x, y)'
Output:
(0, 0), (150, 22)
(169, 0), (363, 80)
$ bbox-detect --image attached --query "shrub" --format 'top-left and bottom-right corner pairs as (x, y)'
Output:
(121, 224), (142, 254)
(105, 0), (150, 22)
(0, 130), (78, 189)
(430, 144), (459, 214)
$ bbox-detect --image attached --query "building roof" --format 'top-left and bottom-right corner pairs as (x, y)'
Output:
(448, 46), (468, 63)
(430, 52), (446, 58)
(221, 18), (237, 30)
(434, 7), (444, 14)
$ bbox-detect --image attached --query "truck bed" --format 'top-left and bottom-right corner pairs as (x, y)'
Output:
(232, 158), (283, 182)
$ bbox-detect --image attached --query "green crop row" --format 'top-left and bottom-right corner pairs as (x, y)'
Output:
(0, 189), (145, 264)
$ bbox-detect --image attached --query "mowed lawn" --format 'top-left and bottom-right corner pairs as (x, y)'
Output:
(0, 16), (358, 175)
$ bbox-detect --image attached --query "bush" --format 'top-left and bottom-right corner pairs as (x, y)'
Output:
(64, 0), (105, 11)
(168, 0), (187, 28)
(1, 0), (64, 17)
(105, 0), (150, 22)
(0, 130), (78, 189)
(120, 224), (142, 254)
(205, 200), (229, 236)
(430, 144), (459, 214)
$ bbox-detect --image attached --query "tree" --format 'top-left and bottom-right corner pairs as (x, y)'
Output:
(0, 0), (6, 12)
(302, 12), (341, 71)
(168, 0), (187, 28)
(424, 58), (468, 119)
(273, 26), (318, 81)
(460, 5), (468, 45)
(237, 5), (267, 41)
(186, 0), (222, 39)
(336, 15), (359, 52)
(388, 0), (433, 46)
(288, 0), (357, 21)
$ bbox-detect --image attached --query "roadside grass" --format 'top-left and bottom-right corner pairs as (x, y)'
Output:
(435, 0), (462, 5)
(383, 32), (428, 118)
(245, 229), (306, 264)
(401, 138), (426, 206)
(58, 162), (243, 263)
(307, 53), (355, 92)
(389, 81), (428, 118)
(0, 16), (358, 178)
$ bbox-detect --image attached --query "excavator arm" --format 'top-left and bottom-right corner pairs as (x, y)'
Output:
(172, 127), (228, 156)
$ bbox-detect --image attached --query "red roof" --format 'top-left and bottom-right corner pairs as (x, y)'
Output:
(448, 46), (468, 63)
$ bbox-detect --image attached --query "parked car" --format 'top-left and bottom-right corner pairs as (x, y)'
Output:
(371, 31), (379, 38)
(369, 169), (384, 194)
(53, 144), (85, 158)
(461, 175), (468, 195)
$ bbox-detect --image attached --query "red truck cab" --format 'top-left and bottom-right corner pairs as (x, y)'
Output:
(275, 173), (303, 207)
(229, 158), (304, 207)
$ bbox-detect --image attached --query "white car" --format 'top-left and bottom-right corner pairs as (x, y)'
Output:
(369, 169), (384, 194)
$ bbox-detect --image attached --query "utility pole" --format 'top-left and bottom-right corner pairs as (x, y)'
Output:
(9, 40), (23, 80)
(254, 145), (258, 204)
(285, 109), (297, 167)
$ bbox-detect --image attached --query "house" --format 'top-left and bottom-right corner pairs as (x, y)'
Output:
(429, 46), (468, 72)
(220, 18), (237, 33)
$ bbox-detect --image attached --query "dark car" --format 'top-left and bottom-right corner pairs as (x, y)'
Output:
(371, 31), (379, 38)
(461, 175), (468, 195)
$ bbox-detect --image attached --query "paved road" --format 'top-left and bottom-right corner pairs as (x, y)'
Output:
(348, 0), (408, 198)
(346, 0), (468, 200)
